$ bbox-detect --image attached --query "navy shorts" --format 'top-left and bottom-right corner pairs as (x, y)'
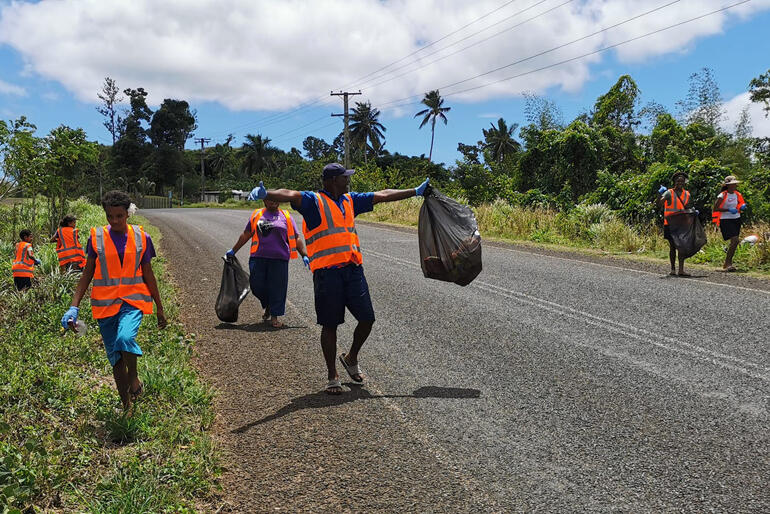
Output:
(720, 218), (741, 240)
(313, 264), (375, 327)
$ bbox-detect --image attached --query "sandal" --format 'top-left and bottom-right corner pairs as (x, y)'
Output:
(725, 266), (737, 272)
(678, 271), (692, 277)
(325, 379), (343, 395)
(130, 382), (144, 401)
(271, 320), (285, 329)
(262, 308), (271, 321)
(339, 353), (364, 383)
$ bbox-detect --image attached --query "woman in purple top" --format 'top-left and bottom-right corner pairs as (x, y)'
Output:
(227, 199), (310, 328)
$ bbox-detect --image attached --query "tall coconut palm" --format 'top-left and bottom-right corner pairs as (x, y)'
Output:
(349, 101), (386, 163)
(207, 136), (235, 178)
(239, 134), (276, 177)
(414, 90), (450, 161)
(482, 118), (521, 163)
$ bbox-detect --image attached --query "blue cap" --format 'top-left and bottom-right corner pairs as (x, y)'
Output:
(323, 163), (355, 180)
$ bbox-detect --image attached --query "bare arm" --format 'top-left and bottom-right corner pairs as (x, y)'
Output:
(231, 229), (252, 253)
(713, 193), (726, 212)
(265, 189), (303, 210)
(71, 257), (96, 307)
(372, 188), (417, 205)
(655, 190), (669, 209)
(141, 260), (167, 328)
(295, 232), (308, 259)
(50, 233), (59, 243)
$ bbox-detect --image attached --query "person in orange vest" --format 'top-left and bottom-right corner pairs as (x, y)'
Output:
(225, 198), (310, 328)
(12, 228), (42, 291)
(655, 171), (693, 277)
(248, 163), (430, 394)
(61, 191), (166, 411)
(712, 175), (748, 272)
(50, 214), (86, 272)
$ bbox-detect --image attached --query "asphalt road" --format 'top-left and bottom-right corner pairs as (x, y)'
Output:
(144, 207), (770, 513)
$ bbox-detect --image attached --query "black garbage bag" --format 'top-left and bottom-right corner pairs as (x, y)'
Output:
(418, 185), (482, 286)
(215, 255), (251, 323)
(667, 210), (707, 259)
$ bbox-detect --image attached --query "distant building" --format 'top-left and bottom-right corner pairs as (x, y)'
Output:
(200, 190), (249, 203)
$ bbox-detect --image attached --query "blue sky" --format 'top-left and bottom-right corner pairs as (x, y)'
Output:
(1, 0), (769, 167)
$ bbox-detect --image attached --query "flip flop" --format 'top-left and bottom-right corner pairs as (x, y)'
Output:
(271, 320), (285, 329)
(678, 271), (692, 277)
(726, 266), (737, 272)
(130, 382), (144, 401)
(325, 379), (343, 395)
(339, 353), (364, 383)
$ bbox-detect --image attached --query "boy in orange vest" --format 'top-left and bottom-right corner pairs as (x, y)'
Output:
(12, 228), (42, 291)
(655, 171), (693, 277)
(51, 214), (86, 272)
(61, 191), (167, 411)
(248, 164), (429, 394)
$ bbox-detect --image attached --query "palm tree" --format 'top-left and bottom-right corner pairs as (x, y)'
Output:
(239, 134), (276, 177)
(349, 101), (386, 163)
(414, 90), (450, 161)
(482, 118), (521, 163)
(207, 136), (235, 178)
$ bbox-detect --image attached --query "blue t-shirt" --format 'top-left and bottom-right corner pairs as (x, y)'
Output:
(86, 228), (156, 265)
(294, 190), (374, 231)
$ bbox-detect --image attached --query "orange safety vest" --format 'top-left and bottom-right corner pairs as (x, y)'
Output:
(302, 193), (363, 272)
(663, 188), (690, 226)
(56, 226), (86, 268)
(89, 224), (153, 319)
(12, 241), (34, 278)
(249, 208), (298, 259)
(711, 190), (746, 226)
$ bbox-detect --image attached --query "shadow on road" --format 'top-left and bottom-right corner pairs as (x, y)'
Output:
(214, 322), (307, 332)
(232, 385), (482, 433)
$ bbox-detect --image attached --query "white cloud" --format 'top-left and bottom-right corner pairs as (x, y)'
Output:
(0, 79), (25, 96)
(478, 113), (502, 119)
(0, 0), (768, 113)
(721, 92), (770, 138)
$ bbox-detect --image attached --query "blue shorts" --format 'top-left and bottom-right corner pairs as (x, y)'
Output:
(97, 303), (144, 367)
(313, 264), (375, 327)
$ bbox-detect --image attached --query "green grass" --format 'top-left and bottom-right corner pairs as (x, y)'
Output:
(0, 201), (219, 512)
(358, 197), (770, 275)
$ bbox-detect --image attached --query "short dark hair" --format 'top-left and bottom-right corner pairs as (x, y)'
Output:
(101, 190), (132, 211)
(60, 214), (77, 227)
(19, 229), (32, 240)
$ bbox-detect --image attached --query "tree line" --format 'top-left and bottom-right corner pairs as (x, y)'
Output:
(2, 67), (769, 226)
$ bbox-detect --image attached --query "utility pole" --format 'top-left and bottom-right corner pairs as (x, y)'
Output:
(331, 90), (361, 168)
(194, 137), (211, 202)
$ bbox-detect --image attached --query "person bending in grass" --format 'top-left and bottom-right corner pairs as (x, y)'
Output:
(248, 163), (429, 394)
(61, 190), (166, 411)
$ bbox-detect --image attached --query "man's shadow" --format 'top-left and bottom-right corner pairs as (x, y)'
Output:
(214, 322), (306, 333)
(232, 385), (481, 433)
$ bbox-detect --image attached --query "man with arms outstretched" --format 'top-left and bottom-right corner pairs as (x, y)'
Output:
(250, 163), (429, 394)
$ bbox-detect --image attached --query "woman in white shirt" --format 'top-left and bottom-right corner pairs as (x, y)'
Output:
(712, 175), (747, 272)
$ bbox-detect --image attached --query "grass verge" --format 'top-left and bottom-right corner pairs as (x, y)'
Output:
(0, 201), (219, 512)
(358, 197), (770, 275)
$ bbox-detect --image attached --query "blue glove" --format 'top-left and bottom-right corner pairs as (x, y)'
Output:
(248, 181), (267, 201)
(415, 177), (430, 196)
(302, 255), (310, 269)
(728, 207), (738, 214)
(225, 248), (235, 259)
(657, 185), (667, 195)
(61, 306), (79, 329)
(740, 204), (747, 211)
(34, 258), (42, 266)
(694, 209), (700, 216)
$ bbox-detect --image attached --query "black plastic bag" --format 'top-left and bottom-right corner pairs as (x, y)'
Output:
(667, 210), (707, 259)
(418, 185), (482, 286)
(215, 255), (251, 323)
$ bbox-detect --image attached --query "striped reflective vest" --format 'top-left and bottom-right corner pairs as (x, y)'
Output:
(712, 191), (746, 226)
(302, 193), (362, 272)
(249, 208), (298, 259)
(663, 188), (690, 226)
(55, 226), (86, 268)
(90, 224), (153, 319)
(12, 241), (34, 278)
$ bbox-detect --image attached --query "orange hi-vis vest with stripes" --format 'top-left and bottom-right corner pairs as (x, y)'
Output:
(12, 241), (34, 278)
(712, 190), (746, 226)
(663, 188), (690, 226)
(90, 224), (153, 319)
(302, 192), (362, 272)
(249, 208), (298, 259)
(56, 226), (86, 268)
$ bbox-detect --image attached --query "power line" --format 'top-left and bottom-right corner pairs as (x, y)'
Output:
(380, 0), (751, 111)
(354, 0), (559, 90)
